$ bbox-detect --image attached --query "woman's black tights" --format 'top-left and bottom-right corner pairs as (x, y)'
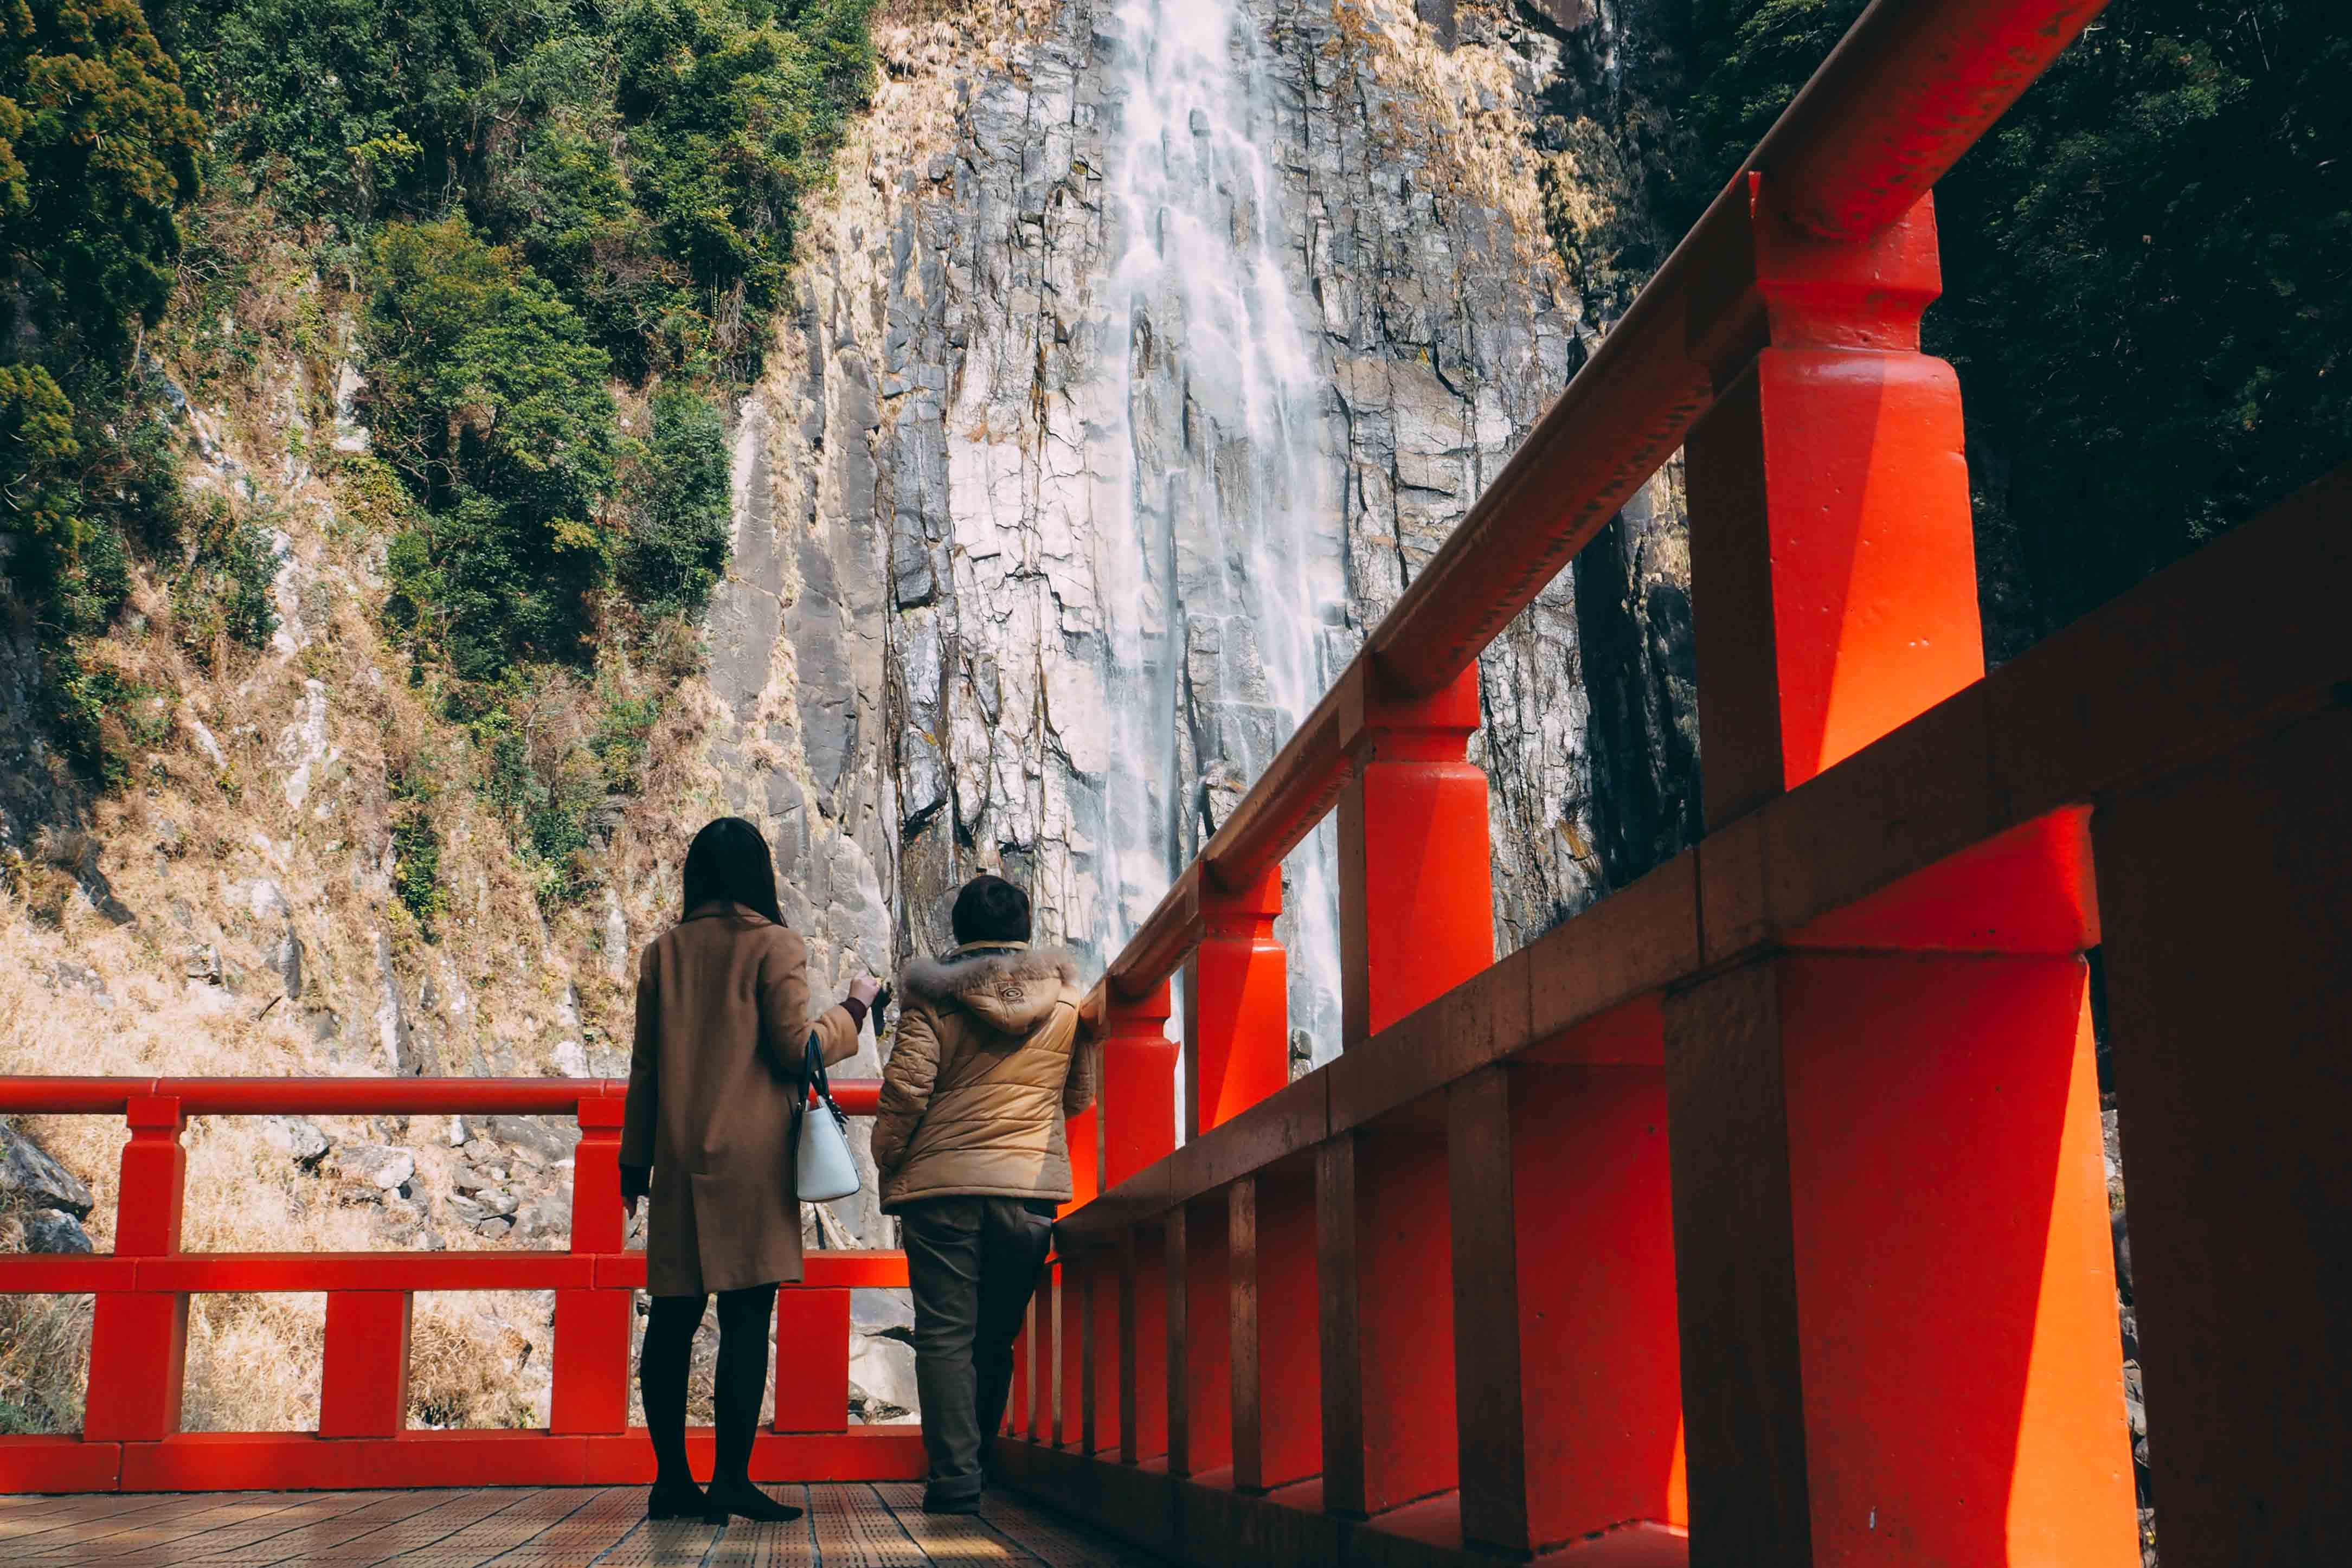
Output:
(640, 1284), (778, 1491)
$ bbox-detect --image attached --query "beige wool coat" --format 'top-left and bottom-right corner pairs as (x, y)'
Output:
(621, 902), (862, 1296)
(872, 943), (1096, 1212)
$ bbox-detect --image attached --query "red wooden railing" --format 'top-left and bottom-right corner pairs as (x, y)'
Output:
(986, 1), (2352, 1565)
(0, 1078), (924, 1493)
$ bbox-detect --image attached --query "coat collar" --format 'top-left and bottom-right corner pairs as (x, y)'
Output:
(683, 899), (773, 925)
(948, 940), (1030, 960)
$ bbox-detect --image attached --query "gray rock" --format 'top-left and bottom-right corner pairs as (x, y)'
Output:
(484, 1116), (578, 1164)
(259, 1116), (330, 1167)
(851, 1287), (915, 1340)
(0, 1124), (95, 1217)
(332, 1144), (416, 1191)
(849, 1333), (921, 1421)
(21, 1208), (93, 1254)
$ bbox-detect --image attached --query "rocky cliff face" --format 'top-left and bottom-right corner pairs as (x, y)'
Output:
(719, 0), (1705, 1109)
(0, 0), (1702, 1437)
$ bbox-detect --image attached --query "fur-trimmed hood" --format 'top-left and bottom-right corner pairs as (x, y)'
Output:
(902, 943), (1083, 1035)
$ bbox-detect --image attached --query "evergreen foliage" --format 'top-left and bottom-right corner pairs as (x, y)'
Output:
(1675, 0), (2350, 655)
(366, 218), (619, 678)
(619, 388), (732, 622)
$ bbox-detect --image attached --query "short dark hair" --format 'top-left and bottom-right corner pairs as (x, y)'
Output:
(951, 874), (1031, 944)
(682, 817), (783, 926)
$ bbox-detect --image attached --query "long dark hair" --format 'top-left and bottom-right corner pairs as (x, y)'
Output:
(680, 817), (784, 926)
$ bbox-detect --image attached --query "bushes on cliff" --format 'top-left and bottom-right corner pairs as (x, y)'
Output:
(0, 0), (204, 777)
(164, 0), (877, 383)
(618, 388), (733, 622)
(366, 219), (619, 679)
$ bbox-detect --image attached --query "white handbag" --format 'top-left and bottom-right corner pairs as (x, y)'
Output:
(792, 1031), (862, 1204)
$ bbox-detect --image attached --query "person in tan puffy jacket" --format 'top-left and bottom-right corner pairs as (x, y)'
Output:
(873, 873), (1096, 1514)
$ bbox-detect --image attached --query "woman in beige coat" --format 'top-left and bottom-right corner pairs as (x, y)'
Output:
(620, 817), (879, 1524)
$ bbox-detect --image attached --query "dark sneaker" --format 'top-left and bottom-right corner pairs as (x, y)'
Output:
(922, 1490), (983, 1516)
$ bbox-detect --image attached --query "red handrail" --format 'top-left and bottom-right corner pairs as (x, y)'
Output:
(0, 1075), (883, 1117)
(0, 1074), (915, 1493)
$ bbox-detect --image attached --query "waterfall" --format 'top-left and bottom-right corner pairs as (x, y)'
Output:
(1091, 0), (1351, 1072)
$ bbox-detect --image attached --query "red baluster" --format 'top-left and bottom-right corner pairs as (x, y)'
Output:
(84, 1095), (187, 1443)
(1185, 868), (1288, 1138)
(551, 1093), (631, 1437)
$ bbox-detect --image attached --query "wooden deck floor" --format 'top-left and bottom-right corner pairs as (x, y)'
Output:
(0, 1484), (1170, 1566)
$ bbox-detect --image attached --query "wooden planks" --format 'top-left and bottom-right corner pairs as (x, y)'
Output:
(0, 1483), (1173, 1566)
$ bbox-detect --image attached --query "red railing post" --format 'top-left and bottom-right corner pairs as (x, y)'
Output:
(1099, 984), (1176, 1188)
(319, 1292), (412, 1438)
(1336, 666), (1494, 1047)
(1448, 1055), (1683, 1553)
(773, 1289), (850, 1434)
(1167, 1198), (1231, 1480)
(1085, 1249), (1120, 1459)
(551, 1094), (632, 1437)
(1034, 1260), (1063, 1448)
(1669, 182), (2136, 1564)
(1116, 1224), (1168, 1467)
(2092, 703), (2352, 1563)
(1229, 1171), (1319, 1495)
(1314, 664), (1487, 1519)
(1185, 869), (1288, 1138)
(84, 1094), (187, 1443)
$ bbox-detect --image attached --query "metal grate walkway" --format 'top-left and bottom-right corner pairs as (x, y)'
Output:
(0, 1485), (1171, 1566)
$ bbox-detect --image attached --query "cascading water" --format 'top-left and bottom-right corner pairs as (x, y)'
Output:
(1091, 0), (1351, 1076)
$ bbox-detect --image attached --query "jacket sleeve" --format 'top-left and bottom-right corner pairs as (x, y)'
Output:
(1061, 1007), (1099, 1119)
(620, 946), (659, 1168)
(757, 927), (862, 1079)
(870, 1002), (942, 1177)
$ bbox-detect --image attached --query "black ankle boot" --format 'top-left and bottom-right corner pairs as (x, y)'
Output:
(702, 1478), (804, 1524)
(646, 1478), (708, 1519)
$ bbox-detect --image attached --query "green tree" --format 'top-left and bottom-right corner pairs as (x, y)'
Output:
(365, 218), (619, 678)
(613, 0), (875, 370)
(162, 0), (565, 218)
(1670, 0), (2350, 658)
(0, 0), (204, 360)
(619, 387), (731, 620)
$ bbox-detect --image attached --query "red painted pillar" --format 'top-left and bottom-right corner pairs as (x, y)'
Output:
(1670, 181), (2136, 1567)
(1057, 1259), (1084, 1449)
(1315, 664), (1488, 1518)
(85, 1095), (187, 1443)
(1449, 1056), (1683, 1553)
(1319, 1128), (1456, 1518)
(320, 1292), (413, 1438)
(1119, 1224), (1169, 1466)
(1185, 867), (1288, 1138)
(772, 1289), (850, 1434)
(2092, 704), (2352, 1564)
(1167, 1199), (1231, 1479)
(1027, 1260), (1055, 1443)
(1230, 1169), (1320, 1494)
(552, 1094), (632, 1437)
(1100, 983), (1175, 1189)
(1007, 1316), (1030, 1437)
(1087, 1248), (1121, 1458)
(1336, 664), (1494, 1048)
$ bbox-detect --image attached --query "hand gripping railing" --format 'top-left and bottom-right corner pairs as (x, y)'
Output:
(999, 1), (2352, 1565)
(0, 1077), (923, 1493)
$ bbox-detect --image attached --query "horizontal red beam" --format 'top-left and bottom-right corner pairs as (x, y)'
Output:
(0, 1076), (882, 1118)
(0, 1428), (928, 1494)
(0, 1250), (909, 1294)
